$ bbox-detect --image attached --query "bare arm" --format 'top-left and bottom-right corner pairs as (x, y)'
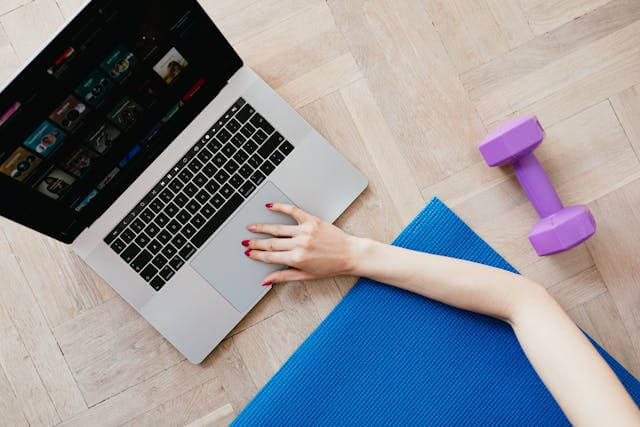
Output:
(245, 203), (640, 426)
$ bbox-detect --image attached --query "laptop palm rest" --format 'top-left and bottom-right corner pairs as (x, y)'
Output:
(191, 182), (297, 312)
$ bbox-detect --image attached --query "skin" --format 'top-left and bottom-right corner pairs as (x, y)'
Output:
(244, 203), (640, 426)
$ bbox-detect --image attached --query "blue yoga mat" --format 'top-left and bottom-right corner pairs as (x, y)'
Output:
(232, 198), (640, 425)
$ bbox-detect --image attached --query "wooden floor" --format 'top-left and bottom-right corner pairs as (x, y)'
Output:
(1, 0), (640, 425)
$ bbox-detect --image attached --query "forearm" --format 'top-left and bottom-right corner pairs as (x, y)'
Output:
(348, 238), (539, 322)
(348, 238), (640, 425)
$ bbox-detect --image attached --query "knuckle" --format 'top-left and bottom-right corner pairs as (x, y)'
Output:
(290, 251), (304, 265)
(298, 235), (312, 249)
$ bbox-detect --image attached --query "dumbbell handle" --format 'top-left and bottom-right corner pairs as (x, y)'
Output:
(513, 153), (563, 218)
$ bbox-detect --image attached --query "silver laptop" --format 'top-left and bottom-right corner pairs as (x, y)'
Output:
(0, 0), (366, 363)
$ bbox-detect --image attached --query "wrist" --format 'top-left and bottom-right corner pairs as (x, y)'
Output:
(344, 236), (376, 276)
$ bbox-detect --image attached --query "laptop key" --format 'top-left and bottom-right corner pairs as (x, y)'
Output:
(110, 238), (126, 254)
(176, 209), (192, 224)
(179, 243), (197, 261)
(226, 118), (241, 133)
(149, 199), (164, 213)
(154, 212), (169, 227)
(174, 192), (189, 206)
(182, 224), (196, 239)
(250, 171), (266, 186)
(146, 223), (160, 237)
(211, 193), (225, 208)
(192, 193), (244, 247)
(140, 208), (155, 223)
(183, 183), (198, 197)
(224, 159), (239, 174)
(240, 123), (255, 138)
(258, 132), (283, 158)
(141, 264), (158, 282)
(190, 213), (206, 228)
(203, 163), (217, 178)
(195, 189), (209, 204)
(220, 184), (234, 198)
(152, 254), (168, 269)
(131, 250), (152, 272)
(186, 199), (201, 215)
(248, 154), (261, 168)
(197, 147), (213, 163)
(244, 141), (258, 154)
(238, 164), (253, 179)
(134, 232), (151, 248)
(188, 158), (203, 173)
(253, 129), (268, 144)
(158, 229), (172, 245)
(231, 134), (246, 148)
(171, 234), (187, 249)
(159, 266), (176, 281)
(150, 276), (165, 291)
(161, 243), (177, 259)
(214, 169), (230, 184)
(164, 202), (179, 217)
(121, 243), (141, 263)
(236, 104), (255, 123)
(207, 138), (222, 153)
(229, 173), (244, 188)
(131, 219), (144, 233)
(250, 113), (274, 135)
(218, 128), (233, 143)
(179, 168), (193, 184)
(168, 179), (184, 194)
(280, 140), (294, 155)
(200, 203), (216, 218)
(233, 149), (249, 165)
(167, 219), (181, 234)
(193, 172), (207, 187)
(148, 239), (163, 253)
(239, 181), (256, 198)
(121, 228), (136, 244)
(212, 153), (226, 167)
(222, 143), (236, 158)
(205, 180), (220, 195)
(269, 150), (285, 166)
(169, 256), (185, 271)
(260, 161), (275, 176)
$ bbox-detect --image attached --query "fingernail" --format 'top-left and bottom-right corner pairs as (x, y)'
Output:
(244, 250), (251, 257)
(247, 224), (256, 231)
(265, 203), (273, 209)
(262, 282), (273, 287)
(241, 240), (250, 247)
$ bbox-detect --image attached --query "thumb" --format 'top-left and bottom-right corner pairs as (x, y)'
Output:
(262, 268), (318, 286)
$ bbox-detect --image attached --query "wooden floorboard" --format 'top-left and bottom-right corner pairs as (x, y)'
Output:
(0, 0), (638, 424)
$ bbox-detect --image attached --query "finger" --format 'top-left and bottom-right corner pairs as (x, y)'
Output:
(248, 223), (299, 237)
(247, 249), (293, 266)
(267, 203), (310, 224)
(262, 268), (318, 285)
(247, 237), (296, 251)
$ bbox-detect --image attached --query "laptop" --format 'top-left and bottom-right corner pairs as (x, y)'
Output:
(0, 0), (367, 363)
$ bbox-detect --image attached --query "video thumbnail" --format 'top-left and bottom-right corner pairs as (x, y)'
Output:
(108, 97), (144, 131)
(100, 43), (137, 83)
(47, 47), (75, 78)
(0, 102), (21, 127)
(61, 147), (98, 177)
(75, 189), (98, 212)
(23, 121), (67, 157)
(87, 121), (121, 153)
(0, 147), (42, 181)
(37, 168), (75, 200)
(49, 95), (90, 132)
(97, 167), (120, 190)
(153, 47), (188, 85)
(75, 69), (114, 107)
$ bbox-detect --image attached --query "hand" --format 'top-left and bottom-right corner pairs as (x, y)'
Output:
(243, 203), (363, 286)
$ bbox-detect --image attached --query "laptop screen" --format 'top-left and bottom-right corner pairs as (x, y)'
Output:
(0, 0), (241, 242)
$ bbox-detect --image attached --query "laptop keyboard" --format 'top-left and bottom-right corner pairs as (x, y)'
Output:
(104, 98), (294, 291)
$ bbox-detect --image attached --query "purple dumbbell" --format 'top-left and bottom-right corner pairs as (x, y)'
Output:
(478, 115), (596, 256)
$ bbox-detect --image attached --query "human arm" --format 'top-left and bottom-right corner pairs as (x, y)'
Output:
(245, 203), (640, 426)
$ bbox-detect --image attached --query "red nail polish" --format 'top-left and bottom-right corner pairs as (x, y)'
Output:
(262, 282), (273, 287)
(241, 240), (250, 247)
(265, 203), (273, 209)
(244, 250), (251, 257)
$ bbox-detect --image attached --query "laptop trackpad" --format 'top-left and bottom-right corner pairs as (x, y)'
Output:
(191, 182), (297, 312)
